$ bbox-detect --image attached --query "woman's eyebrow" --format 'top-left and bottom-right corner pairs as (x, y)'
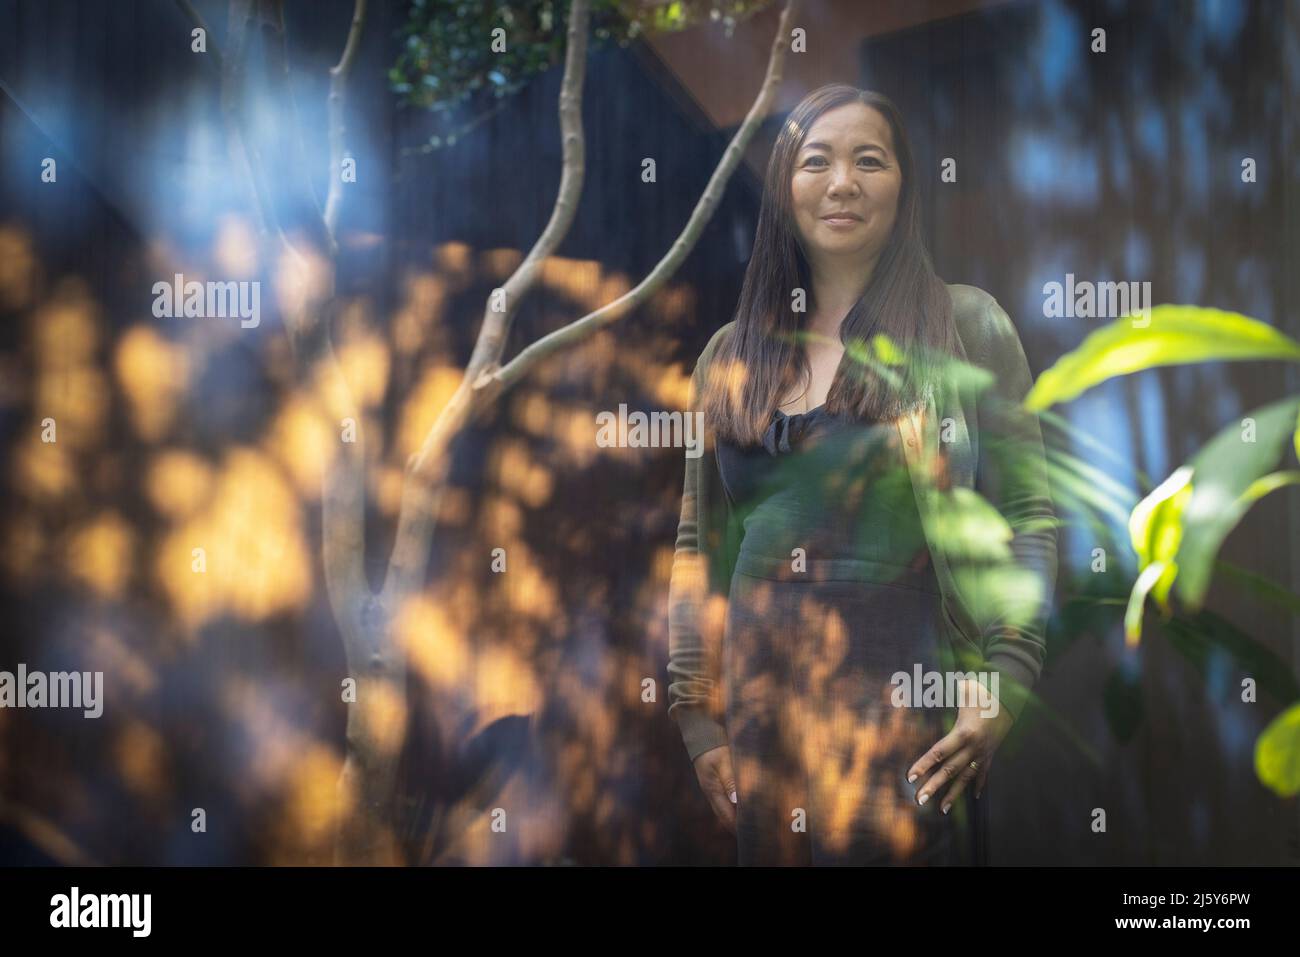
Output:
(801, 141), (887, 155)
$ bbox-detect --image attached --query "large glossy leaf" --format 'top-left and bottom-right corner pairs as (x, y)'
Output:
(1256, 701), (1300, 798)
(1174, 396), (1300, 608)
(1024, 306), (1300, 412)
(1128, 465), (1193, 619)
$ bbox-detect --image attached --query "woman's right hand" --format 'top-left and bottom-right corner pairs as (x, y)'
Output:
(692, 745), (738, 833)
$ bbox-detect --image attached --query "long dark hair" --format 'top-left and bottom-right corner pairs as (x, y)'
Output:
(700, 84), (962, 445)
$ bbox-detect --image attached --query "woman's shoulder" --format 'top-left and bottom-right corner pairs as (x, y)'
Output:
(944, 282), (1023, 361)
(694, 286), (1025, 370)
(694, 320), (737, 375)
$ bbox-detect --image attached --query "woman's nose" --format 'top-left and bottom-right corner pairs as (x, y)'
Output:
(829, 168), (860, 196)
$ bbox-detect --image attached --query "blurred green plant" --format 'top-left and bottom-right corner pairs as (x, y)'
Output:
(391, 0), (776, 152)
(1024, 304), (1300, 797)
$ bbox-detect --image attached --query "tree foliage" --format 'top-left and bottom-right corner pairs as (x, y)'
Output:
(390, 0), (776, 150)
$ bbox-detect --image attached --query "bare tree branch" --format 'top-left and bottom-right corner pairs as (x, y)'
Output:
(380, 0), (800, 610)
(379, 0), (595, 608)
(177, 0), (801, 864)
(174, 0), (270, 240)
(261, 2), (336, 259)
(325, 0), (368, 238)
(179, 0), (371, 666)
(484, 0), (801, 390)
(249, 3), (370, 647)
(178, 0), (395, 866)
(219, 3), (279, 242)
(238, 0), (389, 863)
(461, 1), (591, 381)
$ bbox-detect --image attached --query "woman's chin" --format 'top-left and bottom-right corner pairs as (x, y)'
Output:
(808, 239), (875, 260)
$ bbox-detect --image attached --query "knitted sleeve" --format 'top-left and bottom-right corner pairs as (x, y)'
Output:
(971, 297), (1060, 720)
(666, 323), (735, 761)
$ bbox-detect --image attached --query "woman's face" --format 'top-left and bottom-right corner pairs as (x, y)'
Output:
(790, 102), (901, 268)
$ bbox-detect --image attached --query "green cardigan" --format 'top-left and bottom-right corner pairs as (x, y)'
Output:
(666, 283), (1060, 762)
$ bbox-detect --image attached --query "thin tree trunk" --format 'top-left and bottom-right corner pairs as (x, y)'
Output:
(183, 0), (801, 863)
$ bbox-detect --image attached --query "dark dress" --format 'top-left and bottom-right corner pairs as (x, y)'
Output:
(715, 403), (987, 866)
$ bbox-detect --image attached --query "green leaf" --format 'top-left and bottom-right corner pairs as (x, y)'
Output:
(1256, 701), (1300, 797)
(841, 333), (995, 400)
(1294, 404), (1300, 464)
(871, 333), (904, 365)
(1043, 446), (1136, 529)
(1241, 470), (1300, 500)
(1174, 396), (1300, 609)
(929, 487), (1014, 562)
(953, 564), (1045, 634)
(841, 337), (904, 391)
(1024, 306), (1300, 411)
(1124, 559), (1168, 646)
(1128, 465), (1193, 614)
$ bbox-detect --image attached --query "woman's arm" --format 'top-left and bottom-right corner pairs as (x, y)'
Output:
(971, 297), (1060, 721)
(667, 326), (733, 761)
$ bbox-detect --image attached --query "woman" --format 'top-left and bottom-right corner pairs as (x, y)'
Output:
(666, 85), (1058, 865)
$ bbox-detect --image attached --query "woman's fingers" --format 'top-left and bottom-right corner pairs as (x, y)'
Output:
(694, 746), (738, 834)
(907, 688), (1008, 808)
(910, 736), (978, 810)
(905, 726), (966, 797)
(938, 749), (982, 814)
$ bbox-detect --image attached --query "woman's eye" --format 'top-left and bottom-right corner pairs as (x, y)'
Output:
(803, 156), (883, 168)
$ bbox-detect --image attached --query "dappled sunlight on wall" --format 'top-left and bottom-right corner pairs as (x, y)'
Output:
(395, 363), (463, 462)
(65, 511), (135, 600)
(31, 279), (107, 442)
(2, 217), (720, 864)
(115, 326), (190, 442)
(218, 676), (350, 864)
(0, 225), (40, 311)
(154, 449), (311, 630)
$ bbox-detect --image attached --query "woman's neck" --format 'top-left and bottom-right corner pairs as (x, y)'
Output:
(806, 251), (880, 338)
